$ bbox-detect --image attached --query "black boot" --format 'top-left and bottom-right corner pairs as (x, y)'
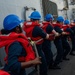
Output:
(48, 64), (54, 69)
(52, 65), (61, 69)
(70, 52), (75, 56)
(49, 64), (61, 70)
(63, 57), (70, 61)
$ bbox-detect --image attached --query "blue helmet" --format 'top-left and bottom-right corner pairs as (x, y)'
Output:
(45, 14), (54, 21)
(64, 20), (70, 25)
(57, 16), (64, 22)
(3, 14), (24, 30)
(29, 11), (41, 20)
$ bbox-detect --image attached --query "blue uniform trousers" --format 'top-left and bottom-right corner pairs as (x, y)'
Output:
(36, 44), (48, 75)
(42, 40), (54, 66)
(53, 37), (64, 66)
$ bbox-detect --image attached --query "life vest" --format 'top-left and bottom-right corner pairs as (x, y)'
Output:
(61, 25), (70, 35)
(0, 32), (35, 62)
(0, 70), (10, 75)
(23, 21), (43, 44)
(42, 21), (55, 40)
(42, 22), (51, 32)
(70, 23), (75, 28)
(52, 22), (62, 29)
(62, 25), (70, 31)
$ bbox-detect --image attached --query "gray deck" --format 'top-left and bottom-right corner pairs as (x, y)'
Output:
(48, 55), (75, 75)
